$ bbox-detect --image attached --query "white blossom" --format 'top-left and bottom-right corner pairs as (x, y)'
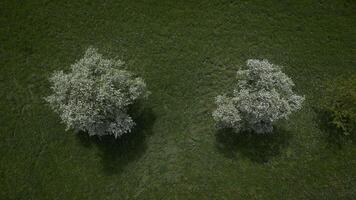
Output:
(45, 47), (149, 138)
(213, 59), (304, 134)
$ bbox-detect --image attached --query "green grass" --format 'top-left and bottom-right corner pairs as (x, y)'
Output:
(1, 0), (356, 199)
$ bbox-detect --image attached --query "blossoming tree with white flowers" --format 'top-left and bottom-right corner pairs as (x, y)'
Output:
(45, 48), (149, 138)
(213, 59), (304, 134)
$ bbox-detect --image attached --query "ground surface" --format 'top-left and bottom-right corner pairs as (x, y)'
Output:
(1, 0), (356, 199)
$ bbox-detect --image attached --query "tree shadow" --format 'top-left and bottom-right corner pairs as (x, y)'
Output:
(314, 108), (354, 149)
(76, 105), (156, 175)
(215, 126), (291, 164)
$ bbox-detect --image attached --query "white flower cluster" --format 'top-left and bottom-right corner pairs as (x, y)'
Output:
(213, 59), (304, 134)
(45, 48), (149, 138)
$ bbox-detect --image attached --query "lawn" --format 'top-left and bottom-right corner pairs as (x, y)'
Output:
(1, 0), (356, 199)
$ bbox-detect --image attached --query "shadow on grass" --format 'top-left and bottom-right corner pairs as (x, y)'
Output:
(315, 109), (354, 149)
(76, 106), (156, 175)
(215, 127), (291, 163)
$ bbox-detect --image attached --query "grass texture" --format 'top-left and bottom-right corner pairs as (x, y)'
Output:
(1, 0), (356, 199)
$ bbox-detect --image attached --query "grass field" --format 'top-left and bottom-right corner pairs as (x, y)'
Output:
(1, 0), (356, 199)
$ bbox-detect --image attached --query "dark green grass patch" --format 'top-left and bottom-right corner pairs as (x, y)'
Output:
(1, 0), (356, 199)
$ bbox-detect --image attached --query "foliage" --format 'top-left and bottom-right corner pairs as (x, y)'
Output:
(321, 75), (356, 136)
(213, 59), (304, 134)
(45, 47), (149, 138)
(2, 1), (356, 199)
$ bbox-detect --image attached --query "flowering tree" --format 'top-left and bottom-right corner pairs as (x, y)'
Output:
(45, 48), (149, 138)
(213, 59), (304, 134)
